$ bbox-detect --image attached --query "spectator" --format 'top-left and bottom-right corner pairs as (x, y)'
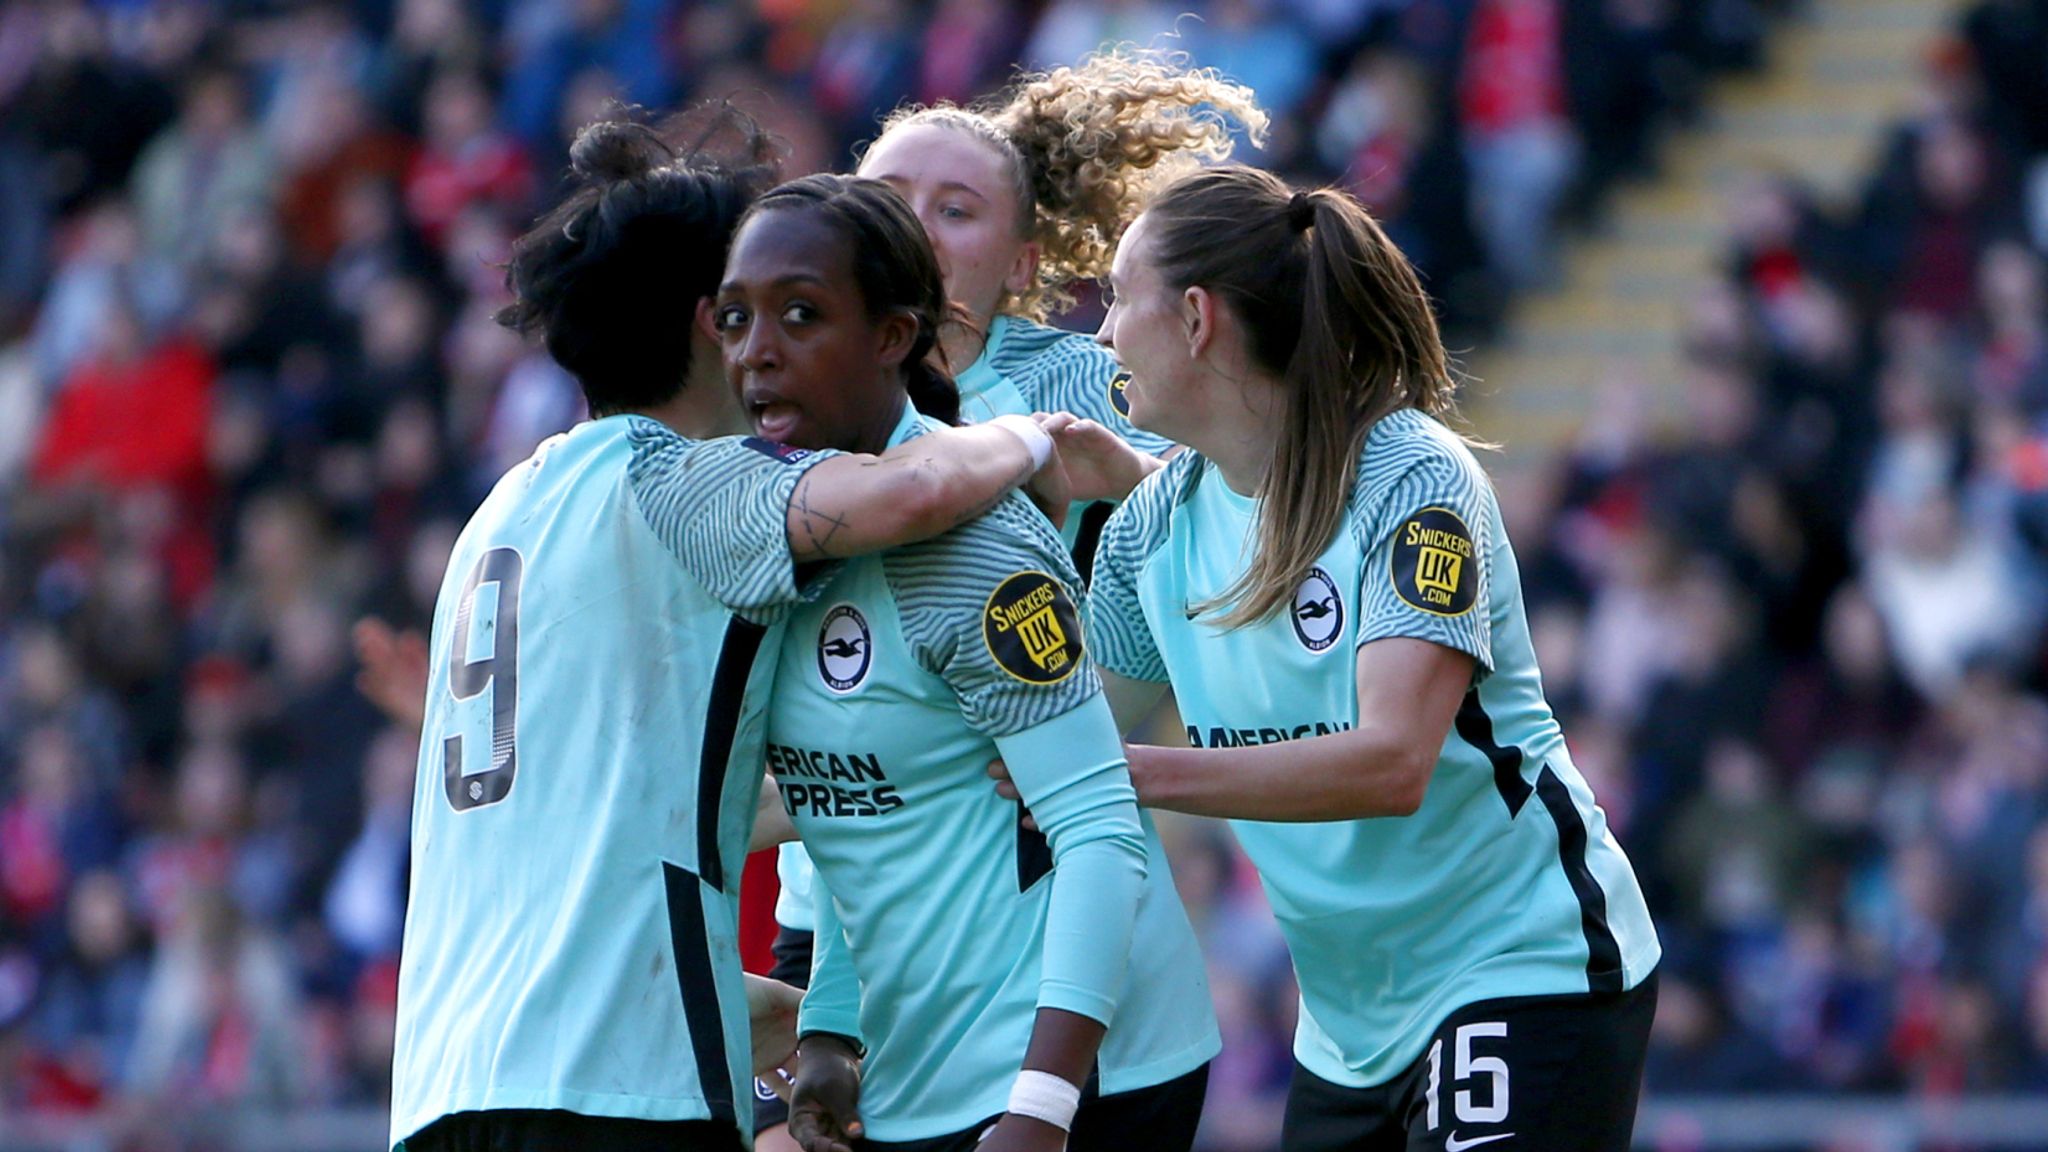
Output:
(29, 289), (213, 500)
(273, 76), (415, 268)
(0, 0), (2042, 1138)
(129, 66), (274, 272)
(369, 0), (489, 138)
(6, 4), (175, 216)
(1664, 738), (1817, 938)
(2, 628), (129, 787)
(809, 0), (920, 152)
(1890, 116), (2019, 321)
(402, 69), (531, 250)
(1458, 0), (1579, 289)
(1182, 0), (1318, 125)
(916, 0), (1022, 107)
(125, 886), (303, 1107)
(29, 198), (182, 390)
(1862, 488), (2031, 697)
(501, 0), (670, 149)
(1026, 0), (1180, 70)
(128, 742), (289, 936)
(26, 871), (150, 1108)
(1644, 971), (1807, 1094)
(322, 728), (412, 968)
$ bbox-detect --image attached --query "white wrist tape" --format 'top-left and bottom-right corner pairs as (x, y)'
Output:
(1006, 1069), (1082, 1131)
(988, 414), (1054, 471)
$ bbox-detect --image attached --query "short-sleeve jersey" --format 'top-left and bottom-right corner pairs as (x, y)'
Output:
(1088, 408), (1660, 1089)
(768, 406), (1218, 1141)
(955, 314), (1174, 552)
(390, 416), (833, 1147)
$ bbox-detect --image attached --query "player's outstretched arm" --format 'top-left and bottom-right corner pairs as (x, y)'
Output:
(985, 670), (1170, 826)
(783, 416), (1058, 563)
(1127, 637), (1473, 821)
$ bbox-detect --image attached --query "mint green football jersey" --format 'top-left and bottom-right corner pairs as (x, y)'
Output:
(776, 406), (1219, 1142)
(772, 318), (1175, 933)
(1087, 407), (1660, 1089)
(955, 314), (1174, 551)
(390, 416), (835, 1147)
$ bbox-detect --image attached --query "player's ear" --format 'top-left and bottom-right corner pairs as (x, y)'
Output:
(1003, 242), (1041, 298)
(874, 309), (919, 368)
(695, 297), (719, 343)
(1183, 285), (1219, 360)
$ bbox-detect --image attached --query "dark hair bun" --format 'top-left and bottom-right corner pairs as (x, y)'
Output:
(569, 119), (671, 183)
(500, 101), (780, 416)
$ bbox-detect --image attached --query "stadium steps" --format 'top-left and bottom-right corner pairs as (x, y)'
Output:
(1464, 0), (1970, 464)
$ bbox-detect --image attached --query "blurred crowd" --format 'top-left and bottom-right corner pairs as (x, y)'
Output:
(0, 0), (2033, 1148)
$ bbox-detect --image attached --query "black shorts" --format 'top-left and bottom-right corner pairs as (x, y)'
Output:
(1281, 970), (1658, 1152)
(856, 1061), (1209, 1152)
(753, 924), (817, 1133)
(402, 1108), (743, 1152)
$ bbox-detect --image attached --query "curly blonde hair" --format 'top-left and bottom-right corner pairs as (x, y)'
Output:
(870, 49), (1268, 320)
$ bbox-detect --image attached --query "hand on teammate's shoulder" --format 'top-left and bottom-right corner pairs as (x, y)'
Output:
(1035, 411), (1165, 504)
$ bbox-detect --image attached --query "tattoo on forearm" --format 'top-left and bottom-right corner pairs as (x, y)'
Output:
(789, 471), (852, 560)
(788, 447), (1027, 559)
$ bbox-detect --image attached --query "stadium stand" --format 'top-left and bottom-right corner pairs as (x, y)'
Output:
(3, 1), (2044, 1150)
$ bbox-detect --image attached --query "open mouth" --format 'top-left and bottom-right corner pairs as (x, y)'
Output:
(747, 396), (803, 443)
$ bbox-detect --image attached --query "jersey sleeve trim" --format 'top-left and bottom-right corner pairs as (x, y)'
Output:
(1084, 452), (1202, 683)
(1347, 418), (1496, 675)
(883, 494), (1104, 739)
(624, 418), (836, 615)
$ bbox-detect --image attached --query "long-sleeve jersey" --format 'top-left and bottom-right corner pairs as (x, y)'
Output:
(779, 406), (1219, 1141)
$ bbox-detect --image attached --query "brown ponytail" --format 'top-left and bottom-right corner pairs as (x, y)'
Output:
(1145, 166), (1461, 627)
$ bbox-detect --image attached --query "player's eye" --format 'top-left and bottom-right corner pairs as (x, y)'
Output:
(713, 304), (748, 333)
(782, 303), (817, 325)
(939, 203), (969, 221)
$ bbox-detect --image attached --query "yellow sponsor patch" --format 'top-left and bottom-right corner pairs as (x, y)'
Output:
(1390, 507), (1478, 617)
(983, 571), (1085, 684)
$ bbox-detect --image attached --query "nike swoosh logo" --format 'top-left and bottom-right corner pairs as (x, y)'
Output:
(1445, 1133), (1514, 1152)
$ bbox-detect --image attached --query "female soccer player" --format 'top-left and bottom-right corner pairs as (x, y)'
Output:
(390, 109), (1069, 1152)
(857, 52), (1265, 525)
(1061, 166), (1662, 1152)
(749, 62), (1264, 1146)
(716, 175), (1217, 1152)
